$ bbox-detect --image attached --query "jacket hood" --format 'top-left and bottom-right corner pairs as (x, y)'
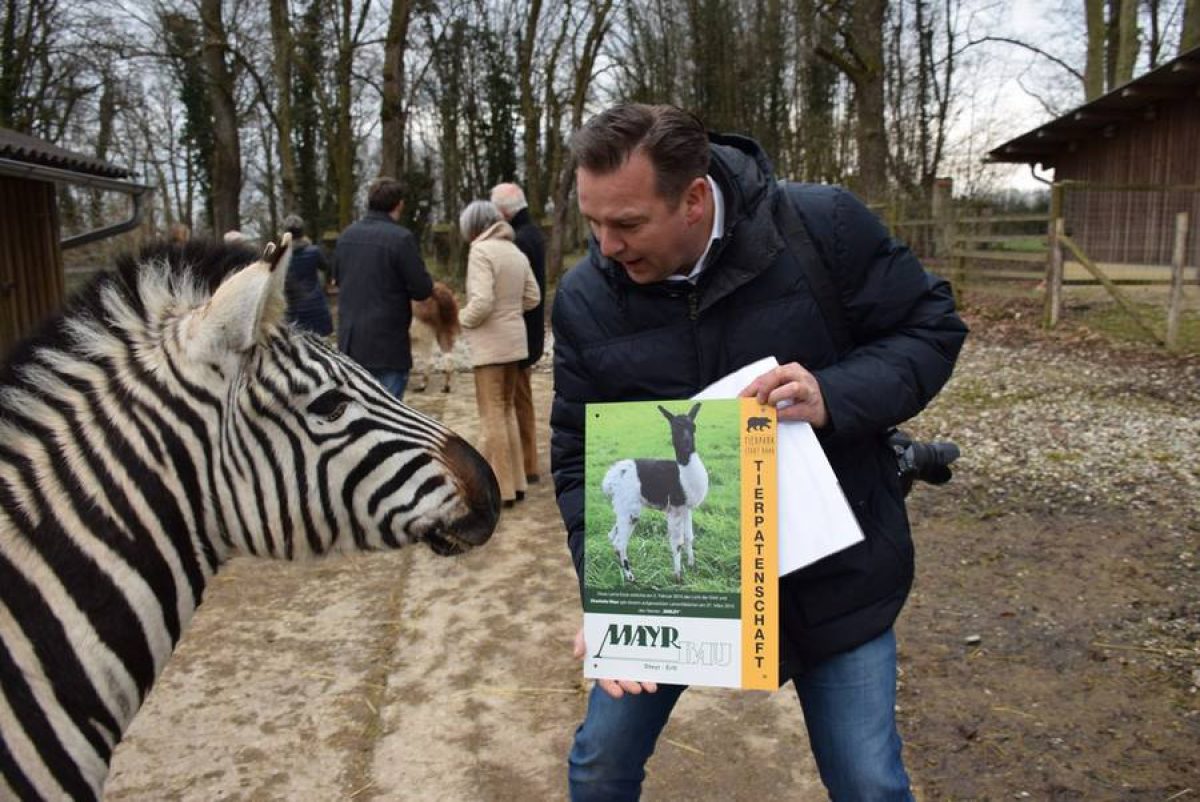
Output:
(706, 132), (776, 234)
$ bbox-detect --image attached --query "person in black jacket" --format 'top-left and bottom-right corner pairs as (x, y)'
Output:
(281, 214), (333, 337)
(334, 177), (434, 398)
(551, 103), (968, 800)
(491, 182), (547, 483)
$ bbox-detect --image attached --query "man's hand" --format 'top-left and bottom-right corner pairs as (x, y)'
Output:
(740, 362), (829, 427)
(573, 627), (658, 698)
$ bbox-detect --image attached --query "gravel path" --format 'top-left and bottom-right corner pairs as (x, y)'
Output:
(902, 319), (1200, 525)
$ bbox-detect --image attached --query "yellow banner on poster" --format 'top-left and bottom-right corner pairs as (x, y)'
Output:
(739, 398), (778, 689)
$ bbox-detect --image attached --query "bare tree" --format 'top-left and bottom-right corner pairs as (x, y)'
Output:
(547, 0), (615, 285)
(200, 0), (242, 233)
(1113, 0), (1139, 86)
(516, 0), (545, 216)
(1182, 0), (1200, 52)
(817, 0), (889, 202)
(1, 0), (95, 139)
(268, 0), (299, 214)
(328, 0), (372, 228)
(381, 0), (415, 179)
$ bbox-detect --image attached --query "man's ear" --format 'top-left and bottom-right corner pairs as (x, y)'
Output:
(682, 177), (709, 226)
(185, 234), (292, 362)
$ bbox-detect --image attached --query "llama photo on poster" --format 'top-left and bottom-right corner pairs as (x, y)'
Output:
(583, 398), (778, 689)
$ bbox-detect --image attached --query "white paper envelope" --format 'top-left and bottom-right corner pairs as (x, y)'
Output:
(693, 357), (863, 574)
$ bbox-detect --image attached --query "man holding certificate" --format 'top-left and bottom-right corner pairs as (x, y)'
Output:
(550, 103), (968, 800)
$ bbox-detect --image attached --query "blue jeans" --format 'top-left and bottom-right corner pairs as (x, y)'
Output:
(568, 628), (912, 801)
(371, 369), (409, 399)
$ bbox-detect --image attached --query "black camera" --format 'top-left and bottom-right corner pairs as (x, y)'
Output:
(887, 429), (960, 497)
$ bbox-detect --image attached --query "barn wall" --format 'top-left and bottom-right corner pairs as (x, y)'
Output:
(1, 176), (64, 358)
(1052, 98), (1200, 266)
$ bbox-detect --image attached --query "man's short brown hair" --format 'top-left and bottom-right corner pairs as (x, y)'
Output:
(569, 104), (710, 202)
(367, 177), (406, 212)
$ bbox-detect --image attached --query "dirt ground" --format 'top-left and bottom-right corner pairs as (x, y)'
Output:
(103, 306), (1199, 801)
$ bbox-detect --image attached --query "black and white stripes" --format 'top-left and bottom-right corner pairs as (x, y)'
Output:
(0, 237), (499, 800)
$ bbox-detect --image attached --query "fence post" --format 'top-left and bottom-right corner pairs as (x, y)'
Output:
(1046, 218), (1064, 328)
(932, 177), (959, 301)
(1044, 183), (1065, 328)
(1166, 211), (1189, 350)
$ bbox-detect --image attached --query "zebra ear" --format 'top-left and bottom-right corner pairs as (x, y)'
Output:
(185, 234), (293, 361)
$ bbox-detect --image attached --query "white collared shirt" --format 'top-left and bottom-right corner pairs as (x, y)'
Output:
(669, 176), (724, 283)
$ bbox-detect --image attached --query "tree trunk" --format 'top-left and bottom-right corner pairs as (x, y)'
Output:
(380, 0), (414, 179)
(92, 72), (116, 226)
(332, 0), (365, 228)
(1084, 0), (1106, 100)
(538, 6), (572, 219)
(1181, 0), (1200, 54)
(817, 0), (888, 203)
(548, 0), (614, 287)
(269, 0), (299, 214)
(200, 0), (242, 234)
(260, 118), (279, 235)
(517, 0), (543, 216)
(0, 0), (21, 128)
(1113, 0), (1139, 86)
(1145, 0), (1163, 67)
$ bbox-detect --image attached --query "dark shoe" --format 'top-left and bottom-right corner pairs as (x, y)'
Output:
(502, 499), (515, 509)
(525, 473), (541, 484)
(515, 490), (526, 502)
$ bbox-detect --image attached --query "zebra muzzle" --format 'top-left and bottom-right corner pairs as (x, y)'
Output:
(424, 435), (500, 555)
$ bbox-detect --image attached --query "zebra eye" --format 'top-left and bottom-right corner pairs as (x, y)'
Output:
(308, 390), (350, 422)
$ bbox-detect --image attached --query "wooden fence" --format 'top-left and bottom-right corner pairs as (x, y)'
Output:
(878, 180), (1197, 350)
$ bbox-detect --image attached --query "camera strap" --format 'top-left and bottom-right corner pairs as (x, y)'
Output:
(773, 180), (854, 356)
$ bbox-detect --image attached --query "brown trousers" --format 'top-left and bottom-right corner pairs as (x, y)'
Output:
(513, 366), (538, 478)
(473, 363), (526, 502)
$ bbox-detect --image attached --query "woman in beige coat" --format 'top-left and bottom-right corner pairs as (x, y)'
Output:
(458, 200), (541, 507)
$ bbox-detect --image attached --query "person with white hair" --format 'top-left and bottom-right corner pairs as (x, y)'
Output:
(457, 199), (541, 508)
(490, 182), (547, 484)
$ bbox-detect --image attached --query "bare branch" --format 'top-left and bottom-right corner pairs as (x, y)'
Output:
(957, 35), (1085, 84)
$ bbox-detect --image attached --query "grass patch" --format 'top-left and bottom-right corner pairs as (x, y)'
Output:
(989, 237), (1048, 253)
(1067, 301), (1200, 353)
(583, 400), (744, 593)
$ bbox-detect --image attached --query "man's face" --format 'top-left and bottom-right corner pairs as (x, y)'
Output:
(576, 150), (709, 285)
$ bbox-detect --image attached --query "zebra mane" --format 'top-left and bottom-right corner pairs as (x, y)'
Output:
(0, 238), (259, 386)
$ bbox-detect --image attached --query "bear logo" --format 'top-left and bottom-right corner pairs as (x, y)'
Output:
(746, 416), (772, 432)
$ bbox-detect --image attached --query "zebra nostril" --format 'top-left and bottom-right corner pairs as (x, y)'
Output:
(440, 435), (500, 544)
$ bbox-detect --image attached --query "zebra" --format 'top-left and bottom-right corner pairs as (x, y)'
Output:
(0, 235), (500, 801)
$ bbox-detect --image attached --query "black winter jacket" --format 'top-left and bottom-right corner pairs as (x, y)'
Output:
(550, 134), (968, 669)
(334, 211), (433, 372)
(510, 208), (547, 369)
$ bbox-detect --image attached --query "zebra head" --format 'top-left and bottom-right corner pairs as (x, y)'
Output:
(172, 235), (500, 560)
(0, 236), (499, 801)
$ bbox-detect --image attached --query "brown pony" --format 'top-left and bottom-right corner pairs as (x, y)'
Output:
(411, 280), (461, 392)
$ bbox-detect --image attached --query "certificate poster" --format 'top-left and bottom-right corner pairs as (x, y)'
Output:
(582, 398), (778, 690)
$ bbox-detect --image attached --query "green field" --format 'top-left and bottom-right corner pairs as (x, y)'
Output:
(583, 400), (744, 593)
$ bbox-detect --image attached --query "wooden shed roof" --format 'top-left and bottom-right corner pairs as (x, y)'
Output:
(0, 127), (131, 179)
(987, 44), (1200, 166)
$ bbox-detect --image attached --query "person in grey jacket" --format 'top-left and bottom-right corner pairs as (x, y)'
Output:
(334, 177), (433, 398)
(552, 103), (968, 800)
